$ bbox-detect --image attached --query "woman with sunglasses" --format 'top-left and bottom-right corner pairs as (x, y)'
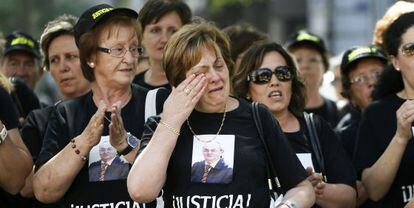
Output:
(32, 4), (167, 207)
(233, 41), (357, 208)
(128, 20), (315, 208)
(353, 12), (414, 207)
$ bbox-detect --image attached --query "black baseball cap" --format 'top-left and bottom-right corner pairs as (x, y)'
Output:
(4, 31), (40, 58)
(340, 45), (387, 74)
(285, 30), (327, 54)
(74, 4), (138, 46)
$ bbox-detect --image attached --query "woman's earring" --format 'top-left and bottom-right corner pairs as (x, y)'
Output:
(395, 67), (400, 71)
(246, 95), (251, 100)
(89, 62), (95, 68)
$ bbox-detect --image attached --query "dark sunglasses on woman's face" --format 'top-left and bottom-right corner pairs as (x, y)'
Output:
(400, 42), (414, 56)
(247, 66), (293, 84)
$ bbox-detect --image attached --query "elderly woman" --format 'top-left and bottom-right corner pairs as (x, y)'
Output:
(233, 41), (357, 207)
(32, 4), (166, 207)
(132, 0), (192, 90)
(128, 21), (315, 208)
(285, 31), (339, 127)
(353, 11), (414, 207)
(19, 14), (91, 199)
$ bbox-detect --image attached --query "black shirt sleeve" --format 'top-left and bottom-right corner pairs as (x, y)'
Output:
(314, 115), (357, 189)
(21, 107), (53, 162)
(35, 105), (69, 172)
(259, 104), (308, 191)
(353, 106), (383, 179)
(0, 86), (19, 129)
(10, 78), (41, 118)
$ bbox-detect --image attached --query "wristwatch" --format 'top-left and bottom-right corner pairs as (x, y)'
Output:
(117, 132), (139, 155)
(0, 124), (8, 144)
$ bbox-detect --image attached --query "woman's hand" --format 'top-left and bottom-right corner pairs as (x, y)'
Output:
(108, 101), (127, 150)
(80, 100), (106, 148)
(161, 73), (207, 126)
(306, 167), (325, 198)
(395, 99), (414, 142)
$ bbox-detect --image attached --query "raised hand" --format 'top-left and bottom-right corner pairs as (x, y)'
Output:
(306, 167), (326, 199)
(81, 100), (106, 148)
(161, 73), (207, 126)
(395, 99), (414, 141)
(108, 101), (127, 150)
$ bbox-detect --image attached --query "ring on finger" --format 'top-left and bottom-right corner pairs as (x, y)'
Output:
(184, 88), (191, 95)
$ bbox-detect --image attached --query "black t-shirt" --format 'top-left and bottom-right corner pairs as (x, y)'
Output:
(354, 94), (414, 207)
(132, 70), (171, 90)
(285, 115), (356, 188)
(0, 86), (19, 129)
(21, 106), (54, 162)
(140, 98), (307, 208)
(336, 110), (381, 208)
(335, 109), (361, 160)
(9, 77), (41, 119)
(305, 97), (339, 128)
(35, 85), (168, 207)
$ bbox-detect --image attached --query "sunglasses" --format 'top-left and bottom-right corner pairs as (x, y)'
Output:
(400, 42), (414, 56)
(247, 66), (294, 84)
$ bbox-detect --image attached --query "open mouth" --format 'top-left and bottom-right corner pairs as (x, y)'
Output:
(268, 90), (282, 99)
(209, 86), (223, 93)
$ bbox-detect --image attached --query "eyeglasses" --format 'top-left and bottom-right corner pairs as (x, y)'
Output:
(247, 66), (294, 84)
(97, 46), (144, 58)
(400, 42), (414, 56)
(350, 70), (382, 85)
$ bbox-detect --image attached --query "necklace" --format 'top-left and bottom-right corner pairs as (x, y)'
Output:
(186, 102), (227, 143)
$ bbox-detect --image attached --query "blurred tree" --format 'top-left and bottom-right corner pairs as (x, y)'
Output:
(0, 0), (134, 40)
(205, 0), (269, 32)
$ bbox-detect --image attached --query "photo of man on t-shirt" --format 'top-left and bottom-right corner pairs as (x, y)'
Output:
(88, 136), (130, 182)
(191, 135), (234, 184)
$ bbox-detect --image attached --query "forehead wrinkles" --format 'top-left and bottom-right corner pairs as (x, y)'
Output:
(100, 25), (137, 44)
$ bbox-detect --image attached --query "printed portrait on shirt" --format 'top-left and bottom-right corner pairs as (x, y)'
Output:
(191, 135), (235, 184)
(88, 136), (130, 182)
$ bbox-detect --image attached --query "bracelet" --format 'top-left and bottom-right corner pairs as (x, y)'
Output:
(159, 120), (180, 136)
(70, 139), (88, 161)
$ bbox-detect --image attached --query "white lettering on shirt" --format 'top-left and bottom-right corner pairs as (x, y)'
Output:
(70, 201), (142, 208)
(172, 194), (252, 208)
(402, 184), (414, 203)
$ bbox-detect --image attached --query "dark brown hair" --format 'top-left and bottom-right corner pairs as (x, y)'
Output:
(78, 15), (141, 81)
(233, 41), (306, 117)
(222, 23), (269, 62)
(138, 0), (192, 31)
(163, 19), (233, 87)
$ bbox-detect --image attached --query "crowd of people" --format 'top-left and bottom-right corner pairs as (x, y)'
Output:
(0, 0), (414, 207)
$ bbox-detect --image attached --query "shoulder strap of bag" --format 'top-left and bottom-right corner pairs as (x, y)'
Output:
(303, 112), (327, 181)
(251, 102), (283, 195)
(145, 88), (160, 122)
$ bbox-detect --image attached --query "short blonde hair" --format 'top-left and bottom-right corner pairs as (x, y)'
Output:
(163, 19), (233, 87)
(0, 72), (13, 93)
